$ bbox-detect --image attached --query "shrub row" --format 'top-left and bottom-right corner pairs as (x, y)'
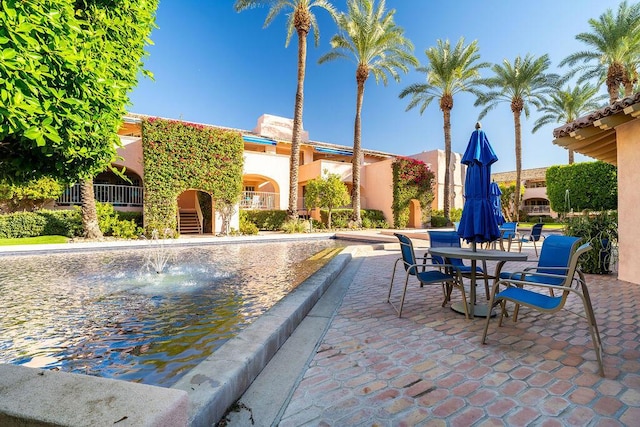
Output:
(241, 210), (288, 231)
(0, 210), (81, 238)
(430, 208), (463, 227)
(241, 208), (388, 231)
(0, 204), (143, 239)
(319, 209), (388, 229)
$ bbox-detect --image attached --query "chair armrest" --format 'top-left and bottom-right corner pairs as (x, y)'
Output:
(495, 276), (568, 292)
(499, 270), (571, 289)
(404, 260), (463, 277)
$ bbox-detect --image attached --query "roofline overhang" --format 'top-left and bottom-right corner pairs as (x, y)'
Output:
(552, 92), (640, 166)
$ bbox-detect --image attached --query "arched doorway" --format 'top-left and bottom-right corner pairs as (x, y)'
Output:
(408, 199), (422, 228)
(177, 189), (213, 234)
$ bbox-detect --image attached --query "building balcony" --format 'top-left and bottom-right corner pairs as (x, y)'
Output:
(240, 191), (279, 210)
(56, 184), (143, 207)
(523, 205), (551, 215)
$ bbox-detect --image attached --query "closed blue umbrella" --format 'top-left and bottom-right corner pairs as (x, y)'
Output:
(490, 181), (505, 226)
(457, 123), (501, 250)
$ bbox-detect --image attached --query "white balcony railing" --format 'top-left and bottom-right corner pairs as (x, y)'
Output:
(240, 191), (279, 210)
(523, 205), (551, 214)
(56, 184), (143, 207)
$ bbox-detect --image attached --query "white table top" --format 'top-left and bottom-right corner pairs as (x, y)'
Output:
(428, 247), (528, 262)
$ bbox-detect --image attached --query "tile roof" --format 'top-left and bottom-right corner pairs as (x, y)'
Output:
(553, 92), (640, 137)
(552, 92), (640, 165)
(491, 167), (548, 183)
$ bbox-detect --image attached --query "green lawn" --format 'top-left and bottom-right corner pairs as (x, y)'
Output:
(519, 222), (565, 230)
(0, 236), (69, 246)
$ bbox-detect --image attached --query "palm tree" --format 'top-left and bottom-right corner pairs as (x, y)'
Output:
(235, 0), (337, 221)
(399, 38), (489, 224)
(318, 0), (417, 226)
(560, 1), (640, 104)
(475, 54), (559, 220)
(532, 83), (607, 164)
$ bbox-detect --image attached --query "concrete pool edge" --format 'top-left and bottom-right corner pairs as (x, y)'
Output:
(0, 241), (357, 426)
(169, 246), (355, 426)
(0, 364), (189, 426)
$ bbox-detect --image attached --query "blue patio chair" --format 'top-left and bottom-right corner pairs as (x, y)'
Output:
(482, 236), (604, 376)
(428, 230), (492, 300)
(498, 222), (519, 251)
(515, 223), (546, 256)
(388, 233), (469, 319)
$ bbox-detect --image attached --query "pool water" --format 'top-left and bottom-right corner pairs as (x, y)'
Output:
(0, 239), (344, 387)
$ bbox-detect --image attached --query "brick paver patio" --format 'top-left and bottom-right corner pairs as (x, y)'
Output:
(279, 244), (640, 426)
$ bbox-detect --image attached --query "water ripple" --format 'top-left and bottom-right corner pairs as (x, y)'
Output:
(0, 240), (343, 387)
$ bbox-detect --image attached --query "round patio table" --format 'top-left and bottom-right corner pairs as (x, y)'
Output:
(428, 247), (528, 318)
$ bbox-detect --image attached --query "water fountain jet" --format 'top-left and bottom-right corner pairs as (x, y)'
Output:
(143, 228), (175, 274)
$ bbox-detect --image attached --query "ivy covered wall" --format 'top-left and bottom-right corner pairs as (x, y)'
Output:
(392, 157), (435, 228)
(142, 118), (244, 233)
(546, 161), (617, 213)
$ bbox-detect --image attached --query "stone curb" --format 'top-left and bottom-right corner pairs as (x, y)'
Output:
(170, 247), (355, 426)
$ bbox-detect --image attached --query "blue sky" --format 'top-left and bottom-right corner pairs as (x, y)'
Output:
(128, 0), (622, 173)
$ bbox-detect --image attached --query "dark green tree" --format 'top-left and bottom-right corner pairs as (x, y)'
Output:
(546, 161), (617, 213)
(0, 0), (158, 237)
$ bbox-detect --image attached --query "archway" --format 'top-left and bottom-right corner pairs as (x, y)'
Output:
(177, 189), (213, 234)
(408, 199), (422, 228)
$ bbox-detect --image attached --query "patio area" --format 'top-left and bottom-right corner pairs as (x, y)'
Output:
(270, 242), (639, 426)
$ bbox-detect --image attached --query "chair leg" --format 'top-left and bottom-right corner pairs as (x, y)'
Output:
(580, 280), (605, 376)
(453, 279), (469, 320)
(533, 240), (538, 257)
(482, 286), (499, 343)
(387, 258), (401, 302)
(442, 283), (452, 307)
(498, 300), (508, 326)
(482, 261), (490, 300)
(397, 274), (411, 317)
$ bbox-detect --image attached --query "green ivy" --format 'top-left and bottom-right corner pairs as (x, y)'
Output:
(546, 162), (617, 213)
(391, 157), (435, 228)
(142, 118), (244, 234)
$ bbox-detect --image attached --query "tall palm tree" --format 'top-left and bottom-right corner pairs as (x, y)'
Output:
(318, 0), (417, 226)
(235, 0), (337, 220)
(560, 1), (640, 104)
(399, 38), (489, 224)
(532, 83), (607, 164)
(475, 54), (558, 220)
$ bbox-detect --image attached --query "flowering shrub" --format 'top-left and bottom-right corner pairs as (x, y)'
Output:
(142, 118), (244, 233)
(392, 157), (435, 228)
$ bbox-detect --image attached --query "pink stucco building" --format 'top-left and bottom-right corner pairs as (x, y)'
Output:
(57, 114), (463, 234)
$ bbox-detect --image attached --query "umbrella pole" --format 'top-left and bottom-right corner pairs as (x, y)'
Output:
(472, 241), (477, 252)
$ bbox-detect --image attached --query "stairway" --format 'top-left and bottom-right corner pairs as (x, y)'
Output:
(179, 210), (201, 234)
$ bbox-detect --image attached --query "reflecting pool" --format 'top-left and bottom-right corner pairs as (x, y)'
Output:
(0, 239), (345, 387)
